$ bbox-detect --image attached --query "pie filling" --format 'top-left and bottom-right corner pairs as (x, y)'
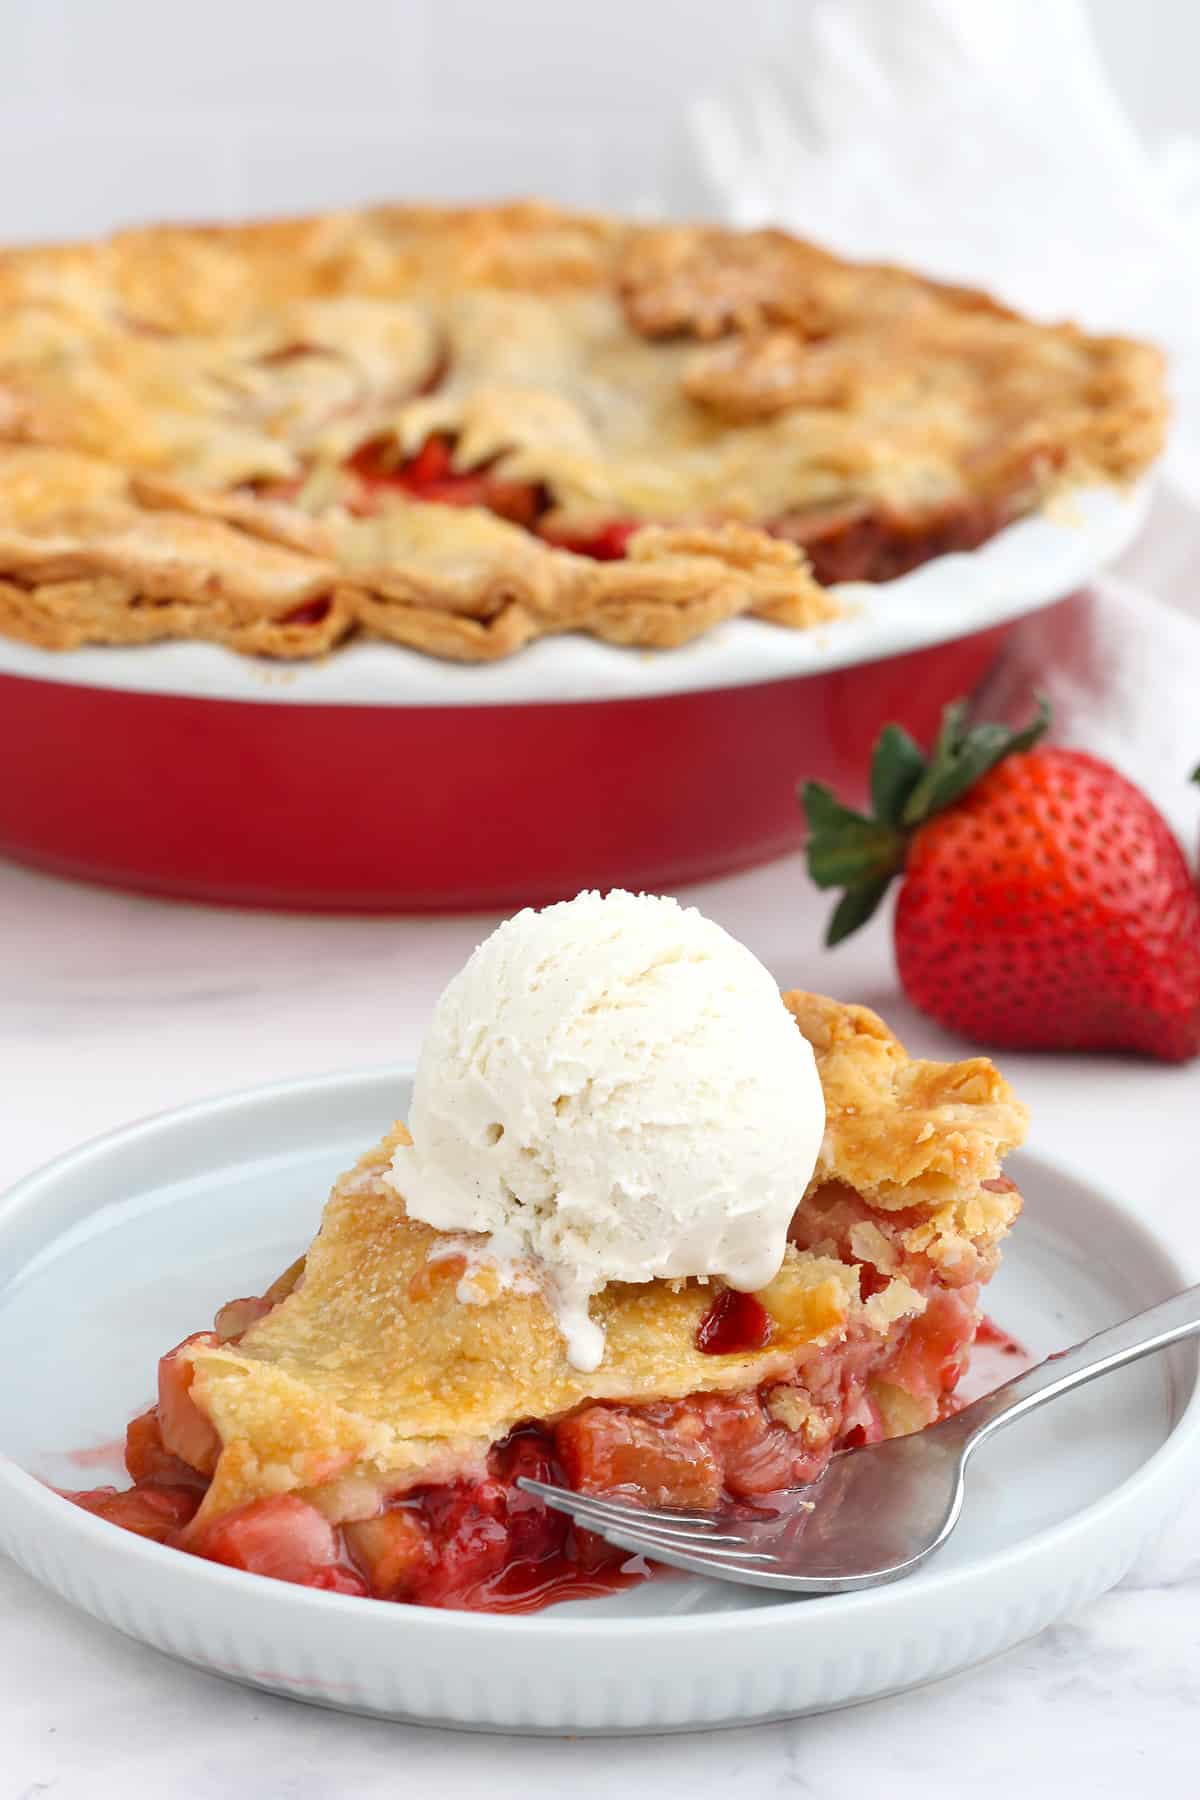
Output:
(250, 429), (1029, 586)
(61, 1174), (1009, 1613)
(340, 430), (1032, 582)
(338, 433), (646, 565)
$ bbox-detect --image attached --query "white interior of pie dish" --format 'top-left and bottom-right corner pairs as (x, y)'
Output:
(0, 1064), (1196, 1733)
(0, 482), (1150, 707)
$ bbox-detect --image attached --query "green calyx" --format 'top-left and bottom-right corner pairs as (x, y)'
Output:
(801, 696), (1051, 948)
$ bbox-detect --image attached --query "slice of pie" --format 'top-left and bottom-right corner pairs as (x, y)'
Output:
(66, 991), (1026, 1613)
(0, 202), (1164, 663)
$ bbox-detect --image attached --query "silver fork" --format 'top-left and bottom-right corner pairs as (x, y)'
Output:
(519, 1284), (1200, 1594)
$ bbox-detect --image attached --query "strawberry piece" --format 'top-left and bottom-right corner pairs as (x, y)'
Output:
(539, 520), (639, 560)
(696, 1287), (773, 1355)
(414, 1479), (520, 1603)
(402, 434), (455, 485)
(803, 700), (1200, 1060)
(692, 1391), (804, 1496)
(856, 1262), (892, 1300)
(343, 1508), (434, 1599)
(886, 1288), (979, 1400)
(65, 1482), (201, 1541)
(124, 1408), (210, 1489)
(276, 597), (332, 630)
(157, 1334), (222, 1476)
(556, 1403), (722, 1509)
(346, 434), (541, 528)
(191, 1494), (366, 1594)
(414, 474), (540, 526)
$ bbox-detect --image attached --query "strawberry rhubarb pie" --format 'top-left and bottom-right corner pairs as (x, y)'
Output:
(0, 201), (1165, 662)
(66, 892), (1027, 1612)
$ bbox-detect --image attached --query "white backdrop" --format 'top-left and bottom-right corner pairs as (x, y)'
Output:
(0, 0), (1195, 242)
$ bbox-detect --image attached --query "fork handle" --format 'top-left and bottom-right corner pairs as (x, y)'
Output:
(953, 1281), (1200, 1449)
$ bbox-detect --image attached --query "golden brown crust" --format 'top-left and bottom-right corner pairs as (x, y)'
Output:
(784, 991), (1026, 1282)
(0, 447), (832, 659)
(786, 990), (1027, 1197)
(183, 991), (1025, 1518)
(0, 202), (1165, 663)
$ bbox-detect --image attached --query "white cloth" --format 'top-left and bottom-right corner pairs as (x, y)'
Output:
(673, 0), (1200, 840)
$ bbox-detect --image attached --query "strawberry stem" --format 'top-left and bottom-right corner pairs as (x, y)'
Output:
(801, 696), (1051, 947)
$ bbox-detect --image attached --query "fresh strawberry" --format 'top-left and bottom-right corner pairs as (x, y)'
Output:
(802, 699), (1200, 1060)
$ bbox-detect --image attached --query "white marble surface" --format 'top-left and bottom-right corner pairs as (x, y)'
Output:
(2, 849), (1199, 1798)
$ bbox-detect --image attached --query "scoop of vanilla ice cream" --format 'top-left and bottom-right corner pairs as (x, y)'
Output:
(388, 891), (825, 1371)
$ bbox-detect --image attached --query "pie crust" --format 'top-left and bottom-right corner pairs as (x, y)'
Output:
(0, 203), (1165, 663)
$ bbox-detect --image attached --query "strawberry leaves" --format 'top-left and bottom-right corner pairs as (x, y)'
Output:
(900, 698), (1050, 824)
(870, 724), (928, 827)
(801, 783), (905, 945)
(802, 697), (1051, 947)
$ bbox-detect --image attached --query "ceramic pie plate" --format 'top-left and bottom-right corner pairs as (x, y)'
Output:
(1, 1064), (1196, 1736)
(0, 483), (1150, 911)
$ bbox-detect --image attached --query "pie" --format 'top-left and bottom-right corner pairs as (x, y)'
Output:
(65, 991), (1027, 1612)
(0, 202), (1164, 663)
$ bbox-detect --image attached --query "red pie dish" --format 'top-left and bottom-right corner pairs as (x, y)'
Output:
(0, 201), (1161, 908)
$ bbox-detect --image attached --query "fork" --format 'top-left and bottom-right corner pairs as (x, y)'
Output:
(519, 1284), (1200, 1594)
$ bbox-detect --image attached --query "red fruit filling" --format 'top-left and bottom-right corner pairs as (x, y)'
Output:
(240, 431), (1021, 587)
(770, 498), (1015, 586)
(696, 1287), (773, 1355)
(60, 1281), (981, 1609)
(345, 435), (544, 529)
(156, 1333), (222, 1476)
(58, 1176), (1001, 1612)
(975, 1315), (1026, 1356)
(124, 1406), (210, 1490)
(64, 1482), (202, 1542)
(344, 433), (642, 561)
(277, 596), (333, 629)
(538, 519), (640, 561)
(191, 1494), (368, 1596)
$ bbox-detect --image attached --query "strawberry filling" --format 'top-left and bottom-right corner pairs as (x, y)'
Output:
(60, 1265), (982, 1610)
(538, 520), (640, 561)
(345, 435), (544, 529)
(771, 499), (1017, 586)
(191, 1495), (369, 1596)
(343, 436), (1029, 579)
(696, 1287), (773, 1355)
(64, 1481), (202, 1543)
(277, 596), (333, 629)
(975, 1315), (1026, 1356)
(345, 439), (1021, 579)
(57, 1177), (1000, 1611)
(343, 434), (644, 560)
(247, 432), (1021, 585)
